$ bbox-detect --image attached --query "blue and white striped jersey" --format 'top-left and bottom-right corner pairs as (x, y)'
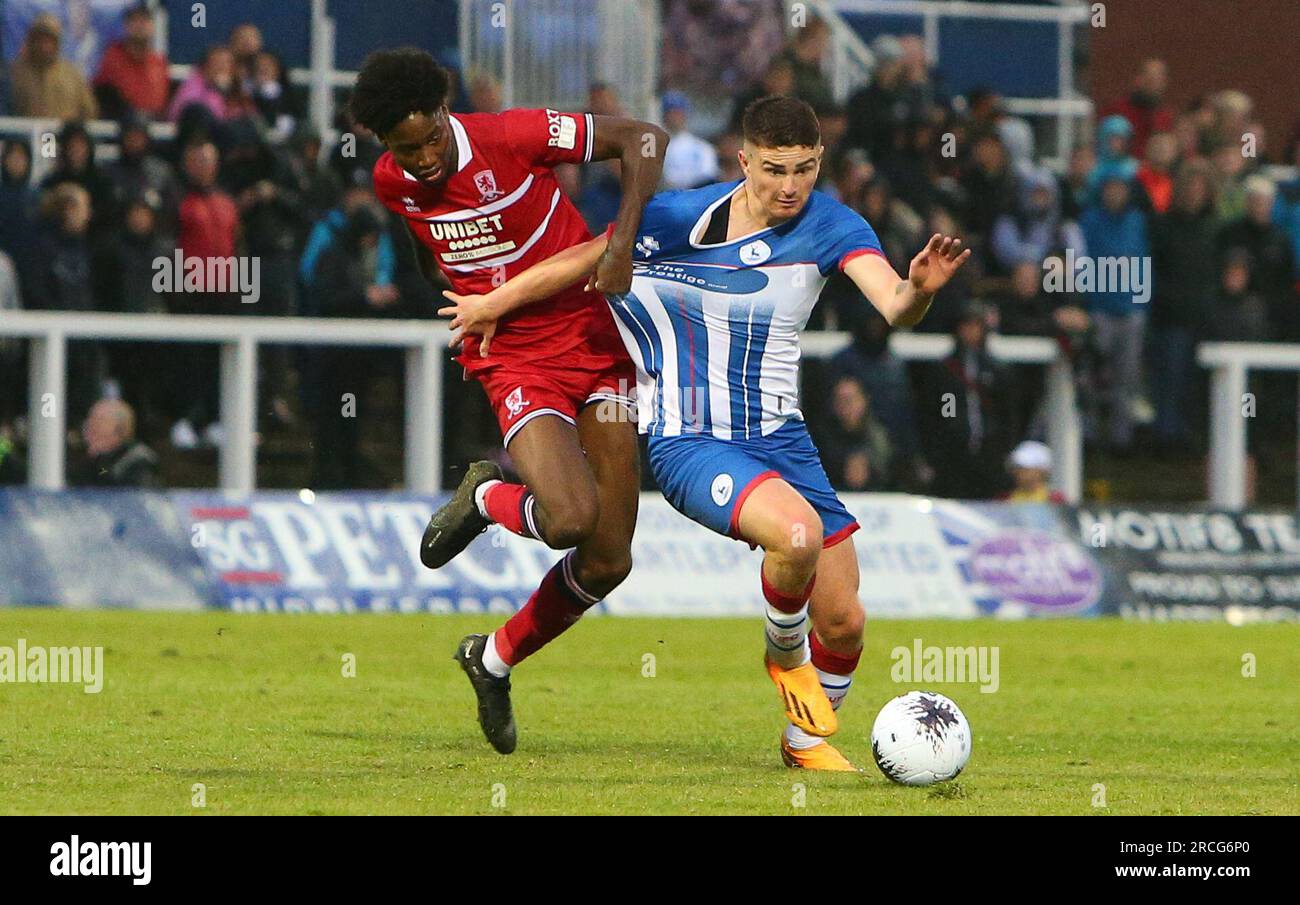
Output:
(608, 180), (885, 440)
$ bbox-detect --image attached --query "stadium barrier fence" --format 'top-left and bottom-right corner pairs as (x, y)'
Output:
(2, 311), (445, 495)
(3, 487), (1297, 621)
(1199, 341), (1300, 509)
(2, 310), (1080, 499)
(827, 0), (1093, 167)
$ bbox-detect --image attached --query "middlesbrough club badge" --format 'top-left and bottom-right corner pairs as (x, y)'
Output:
(504, 386), (530, 418)
(474, 169), (504, 202)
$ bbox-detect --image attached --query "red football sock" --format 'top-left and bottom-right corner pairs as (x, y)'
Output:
(494, 554), (599, 666)
(761, 565), (816, 614)
(482, 481), (540, 539)
(810, 632), (862, 675)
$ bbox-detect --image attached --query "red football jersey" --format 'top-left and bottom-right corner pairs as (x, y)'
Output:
(373, 109), (617, 370)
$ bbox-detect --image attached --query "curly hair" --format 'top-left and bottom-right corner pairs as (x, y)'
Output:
(349, 48), (451, 138)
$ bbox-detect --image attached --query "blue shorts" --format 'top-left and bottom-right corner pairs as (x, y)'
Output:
(647, 419), (860, 548)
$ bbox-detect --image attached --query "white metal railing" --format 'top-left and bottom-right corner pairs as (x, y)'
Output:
(459, 0), (662, 121)
(1199, 342), (1300, 509)
(826, 0), (1092, 167)
(0, 113), (345, 187)
(158, 0), (344, 139)
(0, 116), (178, 185)
(1, 311), (446, 495)
(2, 2), (347, 185)
(803, 0), (878, 104)
(0, 312), (1082, 502)
(804, 331), (1082, 501)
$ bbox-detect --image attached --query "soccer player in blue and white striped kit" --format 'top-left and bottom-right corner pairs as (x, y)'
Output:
(440, 97), (971, 769)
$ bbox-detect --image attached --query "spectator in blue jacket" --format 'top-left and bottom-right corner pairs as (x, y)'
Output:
(1085, 115), (1140, 207)
(1273, 141), (1300, 298)
(299, 185), (395, 311)
(1078, 175), (1150, 453)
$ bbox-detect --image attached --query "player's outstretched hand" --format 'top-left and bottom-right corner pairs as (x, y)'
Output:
(908, 233), (973, 297)
(591, 245), (633, 295)
(439, 290), (499, 357)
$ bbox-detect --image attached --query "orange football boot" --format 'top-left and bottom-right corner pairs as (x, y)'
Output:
(765, 656), (838, 737)
(780, 736), (859, 772)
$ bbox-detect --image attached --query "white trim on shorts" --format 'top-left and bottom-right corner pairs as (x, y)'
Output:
(502, 407), (576, 448)
(583, 392), (637, 421)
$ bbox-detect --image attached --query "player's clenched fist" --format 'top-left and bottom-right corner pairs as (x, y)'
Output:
(591, 245), (633, 295)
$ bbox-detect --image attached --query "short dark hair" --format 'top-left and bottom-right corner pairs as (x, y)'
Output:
(742, 96), (820, 149)
(350, 48), (451, 138)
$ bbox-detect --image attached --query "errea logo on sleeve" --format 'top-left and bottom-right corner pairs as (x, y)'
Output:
(545, 109), (577, 150)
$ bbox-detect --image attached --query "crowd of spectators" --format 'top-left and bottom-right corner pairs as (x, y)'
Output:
(1, 6), (1298, 502)
(651, 21), (1300, 500)
(0, 6), (436, 488)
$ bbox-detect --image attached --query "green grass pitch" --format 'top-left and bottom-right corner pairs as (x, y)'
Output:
(0, 610), (1296, 815)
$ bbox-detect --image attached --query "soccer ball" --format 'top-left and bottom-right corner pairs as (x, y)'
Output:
(870, 691), (971, 786)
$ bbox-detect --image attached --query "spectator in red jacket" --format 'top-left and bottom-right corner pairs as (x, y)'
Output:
(1100, 58), (1174, 159)
(165, 141), (241, 447)
(94, 4), (170, 119)
(177, 141), (238, 268)
(1136, 131), (1177, 213)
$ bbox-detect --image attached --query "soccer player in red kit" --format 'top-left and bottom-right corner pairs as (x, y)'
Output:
(350, 50), (666, 754)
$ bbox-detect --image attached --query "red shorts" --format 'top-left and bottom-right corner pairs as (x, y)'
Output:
(475, 347), (637, 447)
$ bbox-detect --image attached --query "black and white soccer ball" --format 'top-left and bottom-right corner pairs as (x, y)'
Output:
(870, 691), (971, 786)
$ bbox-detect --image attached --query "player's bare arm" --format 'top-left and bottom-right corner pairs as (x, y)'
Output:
(406, 226), (450, 290)
(844, 233), (972, 328)
(439, 235), (610, 355)
(587, 116), (669, 294)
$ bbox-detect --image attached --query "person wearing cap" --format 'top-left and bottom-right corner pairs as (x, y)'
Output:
(8, 12), (98, 121)
(660, 92), (719, 190)
(93, 4), (170, 119)
(1002, 441), (1065, 504)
